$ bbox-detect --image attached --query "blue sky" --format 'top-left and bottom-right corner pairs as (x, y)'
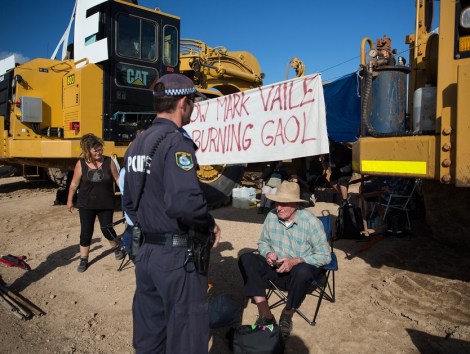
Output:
(0, 1), (421, 85)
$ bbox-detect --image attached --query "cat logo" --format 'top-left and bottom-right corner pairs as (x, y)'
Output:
(127, 68), (149, 86)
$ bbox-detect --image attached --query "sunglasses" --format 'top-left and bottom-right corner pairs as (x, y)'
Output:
(186, 94), (196, 103)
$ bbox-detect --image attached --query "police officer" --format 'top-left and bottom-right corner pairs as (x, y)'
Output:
(123, 74), (221, 354)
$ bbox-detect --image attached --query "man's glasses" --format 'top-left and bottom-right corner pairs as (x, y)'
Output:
(186, 94), (196, 103)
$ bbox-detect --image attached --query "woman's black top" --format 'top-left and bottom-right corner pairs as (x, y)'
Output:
(77, 156), (115, 210)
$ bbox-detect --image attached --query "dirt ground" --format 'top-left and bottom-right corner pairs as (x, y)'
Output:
(0, 176), (470, 354)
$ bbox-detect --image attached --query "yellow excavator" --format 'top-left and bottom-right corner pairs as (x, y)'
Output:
(353, 0), (470, 247)
(0, 0), (264, 207)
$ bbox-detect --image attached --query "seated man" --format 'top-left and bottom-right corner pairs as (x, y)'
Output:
(238, 181), (331, 337)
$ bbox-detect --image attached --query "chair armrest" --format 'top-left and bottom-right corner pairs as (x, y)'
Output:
(360, 191), (383, 199)
(323, 252), (338, 271)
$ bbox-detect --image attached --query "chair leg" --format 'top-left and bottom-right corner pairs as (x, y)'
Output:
(311, 271), (334, 325)
(267, 281), (288, 310)
(117, 256), (132, 272)
(267, 271), (336, 327)
(405, 211), (411, 231)
(294, 307), (315, 326)
(330, 270), (336, 302)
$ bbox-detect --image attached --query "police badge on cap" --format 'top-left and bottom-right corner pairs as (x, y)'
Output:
(175, 152), (194, 171)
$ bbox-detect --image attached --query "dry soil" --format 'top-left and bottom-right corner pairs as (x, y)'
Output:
(0, 177), (469, 354)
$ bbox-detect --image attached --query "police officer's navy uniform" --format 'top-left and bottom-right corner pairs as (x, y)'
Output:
(123, 117), (214, 354)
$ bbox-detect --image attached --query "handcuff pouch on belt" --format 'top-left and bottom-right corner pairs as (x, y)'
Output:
(185, 230), (214, 275)
(130, 223), (143, 262)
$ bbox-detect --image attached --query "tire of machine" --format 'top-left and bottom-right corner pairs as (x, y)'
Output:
(200, 165), (245, 209)
(46, 168), (74, 205)
(0, 165), (18, 178)
(46, 168), (69, 188)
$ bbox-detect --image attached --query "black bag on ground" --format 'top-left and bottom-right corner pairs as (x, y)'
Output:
(336, 203), (364, 239)
(227, 324), (284, 354)
(209, 293), (242, 328)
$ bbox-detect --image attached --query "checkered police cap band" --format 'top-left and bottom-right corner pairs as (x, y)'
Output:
(152, 73), (205, 98)
(154, 87), (198, 97)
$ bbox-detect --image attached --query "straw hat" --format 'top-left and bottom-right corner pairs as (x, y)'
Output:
(266, 181), (308, 203)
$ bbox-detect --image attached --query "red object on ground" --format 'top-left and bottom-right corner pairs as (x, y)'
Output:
(0, 255), (31, 270)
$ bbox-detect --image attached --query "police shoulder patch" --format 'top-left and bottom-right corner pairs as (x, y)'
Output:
(175, 152), (194, 171)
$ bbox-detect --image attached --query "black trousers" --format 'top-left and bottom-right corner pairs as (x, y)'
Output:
(238, 252), (325, 310)
(78, 208), (116, 247)
(133, 242), (209, 354)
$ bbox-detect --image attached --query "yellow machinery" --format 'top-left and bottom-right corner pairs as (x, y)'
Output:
(178, 39), (264, 206)
(0, 0), (263, 207)
(353, 0), (470, 247)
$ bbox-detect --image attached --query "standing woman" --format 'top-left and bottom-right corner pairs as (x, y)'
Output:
(67, 133), (124, 272)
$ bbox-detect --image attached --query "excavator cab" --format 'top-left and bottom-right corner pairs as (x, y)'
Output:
(63, 0), (180, 142)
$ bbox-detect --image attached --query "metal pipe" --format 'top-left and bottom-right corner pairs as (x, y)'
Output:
(214, 64), (260, 83)
(0, 292), (25, 320)
(360, 37), (375, 66)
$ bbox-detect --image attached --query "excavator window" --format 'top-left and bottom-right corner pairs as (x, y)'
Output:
(117, 13), (157, 61)
(163, 25), (178, 67)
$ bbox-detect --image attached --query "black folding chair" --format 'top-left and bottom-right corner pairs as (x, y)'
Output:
(266, 214), (338, 326)
(370, 178), (421, 233)
(102, 218), (132, 272)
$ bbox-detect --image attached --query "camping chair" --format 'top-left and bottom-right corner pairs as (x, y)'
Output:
(102, 218), (133, 272)
(266, 214), (338, 326)
(370, 178), (421, 232)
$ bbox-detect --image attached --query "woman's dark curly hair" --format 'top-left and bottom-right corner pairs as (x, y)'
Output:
(80, 133), (104, 163)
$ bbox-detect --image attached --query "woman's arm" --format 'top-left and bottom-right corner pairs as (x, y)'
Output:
(110, 159), (120, 188)
(67, 160), (82, 212)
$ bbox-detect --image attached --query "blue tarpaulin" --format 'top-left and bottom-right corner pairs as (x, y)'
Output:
(323, 72), (361, 143)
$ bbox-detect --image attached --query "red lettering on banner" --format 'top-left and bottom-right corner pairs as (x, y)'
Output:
(191, 122), (253, 153)
(191, 101), (210, 123)
(301, 76), (316, 106)
(274, 119), (285, 145)
(261, 120), (275, 145)
(301, 111), (316, 143)
(259, 77), (317, 112)
(284, 116), (300, 143)
(261, 112), (316, 147)
(217, 92), (250, 122)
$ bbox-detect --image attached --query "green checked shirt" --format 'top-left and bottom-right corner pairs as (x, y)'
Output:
(258, 209), (331, 267)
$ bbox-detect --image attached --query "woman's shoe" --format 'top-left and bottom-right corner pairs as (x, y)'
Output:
(77, 258), (88, 273)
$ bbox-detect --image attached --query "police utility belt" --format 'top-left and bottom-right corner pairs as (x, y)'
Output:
(141, 230), (214, 275)
(143, 232), (188, 247)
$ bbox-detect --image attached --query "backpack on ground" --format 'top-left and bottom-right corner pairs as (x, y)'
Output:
(209, 293), (242, 329)
(336, 203), (364, 240)
(227, 324), (284, 354)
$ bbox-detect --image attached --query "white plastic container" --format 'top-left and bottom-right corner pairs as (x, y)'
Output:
(232, 188), (241, 208)
(233, 187), (257, 209)
(413, 85), (436, 132)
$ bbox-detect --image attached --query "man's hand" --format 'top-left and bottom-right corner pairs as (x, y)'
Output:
(266, 252), (278, 267)
(276, 257), (302, 273)
(211, 223), (221, 248)
(67, 201), (74, 213)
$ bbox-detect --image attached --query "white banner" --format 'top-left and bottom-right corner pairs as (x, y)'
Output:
(185, 73), (329, 165)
